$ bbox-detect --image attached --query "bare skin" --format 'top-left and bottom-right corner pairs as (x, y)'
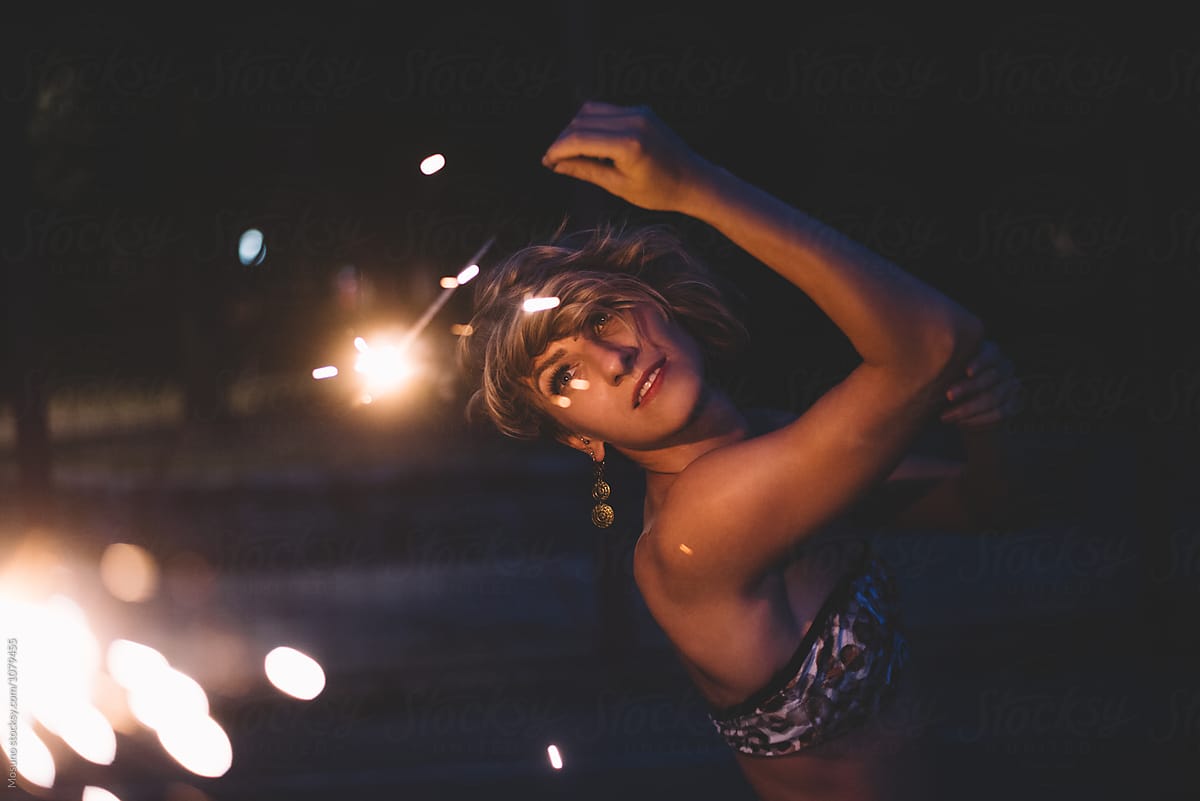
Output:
(534, 102), (1002, 800)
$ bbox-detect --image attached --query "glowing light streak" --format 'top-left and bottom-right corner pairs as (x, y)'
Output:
(157, 716), (233, 778)
(310, 238), (492, 395)
(311, 365), (339, 380)
(264, 646), (326, 700)
(14, 722), (56, 787)
(83, 788), (123, 801)
(552, 396), (571, 408)
(39, 702), (116, 765)
(568, 378), (590, 390)
(107, 639), (169, 689)
(547, 744), (564, 770)
(127, 667), (209, 731)
(398, 237), (494, 352)
(419, 153), (446, 175)
(455, 263), (479, 284)
(523, 296), (560, 313)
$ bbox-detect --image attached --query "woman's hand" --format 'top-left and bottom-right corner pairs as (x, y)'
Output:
(939, 339), (1022, 429)
(541, 101), (714, 214)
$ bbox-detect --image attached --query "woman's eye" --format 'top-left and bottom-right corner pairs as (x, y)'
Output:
(592, 313), (610, 335)
(551, 366), (574, 393)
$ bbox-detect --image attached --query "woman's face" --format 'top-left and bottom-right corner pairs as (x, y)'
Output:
(529, 303), (708, 452)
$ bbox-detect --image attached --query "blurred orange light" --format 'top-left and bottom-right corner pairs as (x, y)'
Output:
(99, 543), (159, 603)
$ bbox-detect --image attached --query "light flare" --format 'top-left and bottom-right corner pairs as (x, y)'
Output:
(419, 153), (446, 175)
(568, 379), (590, 391)
(157, 715), (233, 778)
(311, 365), (339, 380)
(83, 788), (123, 801)
(546, 744), (564, 770)
(354, 340), (414, 395)
(264, 646), (326, 701)
(455, 263), (479, 284)
(552, 396), (571, 408)
(14, 722), (56, 788)
(99, 542), (159, 603)
(38, 702), (116, 765)
(523, 296), (561, 313)
(127, 667), (209, 731)
(107, 639), (169, 689)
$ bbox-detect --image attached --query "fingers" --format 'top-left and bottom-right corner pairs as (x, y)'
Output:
(951, 387), (1022, 429)
(542, 128), (639, 169)
(548, 157), (625, 193)
(941, 376), (1021, 425)
(543, 102), (655, 164)
(946, 339), (1014, 400)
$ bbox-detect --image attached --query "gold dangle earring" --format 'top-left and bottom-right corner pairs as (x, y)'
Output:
(582, 438), (614, 528)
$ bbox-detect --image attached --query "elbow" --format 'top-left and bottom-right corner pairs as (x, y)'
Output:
(927, 313), (985, 380)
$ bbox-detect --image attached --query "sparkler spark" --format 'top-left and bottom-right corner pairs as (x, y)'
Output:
(264, 646), (326, 700)
(455, 263), (479, 284)
(398, 237), (494, 352)
(83, 788), (123, 801)
(523, 296), (560, 313)
(419, 153), (446, 175)
(157, 715), (233, 778)
(309, 237), (493, 404)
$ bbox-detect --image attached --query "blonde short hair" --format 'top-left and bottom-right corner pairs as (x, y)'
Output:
(459, 222), (748, 441)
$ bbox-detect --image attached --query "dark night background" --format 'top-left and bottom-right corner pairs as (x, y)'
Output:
(1, 2), (1197, 800)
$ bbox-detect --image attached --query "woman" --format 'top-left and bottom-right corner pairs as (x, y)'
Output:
(460, 102), (1020, 800)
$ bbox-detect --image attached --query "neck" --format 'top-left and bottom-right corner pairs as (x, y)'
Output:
(617, 385), (749, 528)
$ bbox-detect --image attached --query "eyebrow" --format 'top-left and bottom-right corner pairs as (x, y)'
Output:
(533, 347), (567, 394)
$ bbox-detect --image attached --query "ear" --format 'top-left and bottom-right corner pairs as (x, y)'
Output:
(561, 434), (606, 462)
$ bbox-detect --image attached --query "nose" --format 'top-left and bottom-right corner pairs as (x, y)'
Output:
(587, 339), (636, 385)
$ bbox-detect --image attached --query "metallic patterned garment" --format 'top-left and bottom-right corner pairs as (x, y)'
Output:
(708, 546), (909, 757)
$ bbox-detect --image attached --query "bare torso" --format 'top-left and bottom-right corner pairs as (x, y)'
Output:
(633, 528), (928, 801)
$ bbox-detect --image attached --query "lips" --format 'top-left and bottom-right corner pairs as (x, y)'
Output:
(633, 358), (667, 409)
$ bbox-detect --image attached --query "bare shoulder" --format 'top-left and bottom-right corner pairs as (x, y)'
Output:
(643, 358), (962, 595)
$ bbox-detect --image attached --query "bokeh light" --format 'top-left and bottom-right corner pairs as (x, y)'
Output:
(263, 646), (326, 700)
(312, 365), (339, 380)
(237, 228), (266, 266)
(127, 667), (209, 731)
(156, 715), (233, 778)
(99, 542), (160, 603)
(523, 296), (560, 312)
(82, 786), (123, 801)
(14, 722), (56, 788)
(419, 153), (446, 175)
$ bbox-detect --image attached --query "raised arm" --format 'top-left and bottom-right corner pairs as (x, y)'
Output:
(544, 103), (984, 593)
(542, 102), (982, 373)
